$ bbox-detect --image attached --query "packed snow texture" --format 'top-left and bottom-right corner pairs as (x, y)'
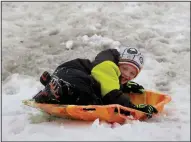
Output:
(2, 2), (190, 141)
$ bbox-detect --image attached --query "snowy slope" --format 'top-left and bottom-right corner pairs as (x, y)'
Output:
(2, 2), (190, 141)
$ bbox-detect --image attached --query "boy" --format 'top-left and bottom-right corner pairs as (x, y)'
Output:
(33, 46), (158, 117)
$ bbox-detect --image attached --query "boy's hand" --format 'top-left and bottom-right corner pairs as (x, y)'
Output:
(122, 81), (144, 94)
(136, 104), (158, 118)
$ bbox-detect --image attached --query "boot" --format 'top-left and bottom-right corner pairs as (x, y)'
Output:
(33, 78), (74, 104)
(40, 71), (51, 86)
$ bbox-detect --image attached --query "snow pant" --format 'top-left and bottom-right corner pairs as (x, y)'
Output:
(34, 67), (102, 105)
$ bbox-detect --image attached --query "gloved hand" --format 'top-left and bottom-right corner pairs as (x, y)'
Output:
(135, 104), (158, 118)
(40, 71), (51, 86)
(122, 81), (144, 94)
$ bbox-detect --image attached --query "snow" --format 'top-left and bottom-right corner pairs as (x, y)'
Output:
(2, 2), (190, 141)
(65, 40), (74, 50)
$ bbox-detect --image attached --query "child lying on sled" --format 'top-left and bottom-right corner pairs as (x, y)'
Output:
(33, 46), (158, 118)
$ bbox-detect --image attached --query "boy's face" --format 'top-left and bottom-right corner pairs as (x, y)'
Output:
(119, 63), (138, 84)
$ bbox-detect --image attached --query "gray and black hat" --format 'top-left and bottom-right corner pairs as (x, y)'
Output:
(118, 46), (144, 75)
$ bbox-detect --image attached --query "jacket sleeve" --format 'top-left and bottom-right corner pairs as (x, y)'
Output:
(91, 60), (136, 108)
(102, 90), (136, 108)
(91, 60), (121, 97)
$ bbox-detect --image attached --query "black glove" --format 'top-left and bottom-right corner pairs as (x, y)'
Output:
(135, 104), (158, 118)
(122, 81), (144, 94)
(40, 71), (51, 86)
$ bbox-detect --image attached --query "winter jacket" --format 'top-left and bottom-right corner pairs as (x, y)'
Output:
(53, 49), (136, 108)
(91, 49), (136, 108)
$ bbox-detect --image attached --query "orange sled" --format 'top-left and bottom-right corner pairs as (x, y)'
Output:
(22, 90), (171, 124)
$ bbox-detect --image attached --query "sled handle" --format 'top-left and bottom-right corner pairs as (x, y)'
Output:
(115, 105), (136, 120)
